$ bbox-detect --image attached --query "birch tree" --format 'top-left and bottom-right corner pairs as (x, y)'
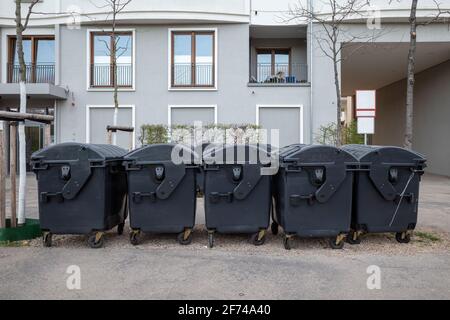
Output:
(14, 0), (40, 225)
(92, 0), (132, 145)
(286, 0), (376, 146)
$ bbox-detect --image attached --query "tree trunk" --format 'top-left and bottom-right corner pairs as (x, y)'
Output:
(15, 0), (27, 225)
(332, 26), (342, 146)
(405, 0), (418, 150)
(112, 8), (119, 146)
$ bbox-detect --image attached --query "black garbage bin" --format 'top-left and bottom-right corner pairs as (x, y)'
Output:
(31, 143), (128, 248)
(341, 145), (426, 244)
(123, 144), (199, 245)
(203, 144), (272, 248)
(273, 144), (357, 250)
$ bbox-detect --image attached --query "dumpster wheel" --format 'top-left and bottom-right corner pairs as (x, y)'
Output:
(87, 232), (105, 249)
(395, 232), (411, 244)
(130, 230), (142, 246)
(346, 230), (362, 245)
(271, 222), (279, 236)
(250, 230), (266, 246)
(207, 231), (215, 249)
(117, 222), (125, 236)
(283, 235), (294, 250)
(43, 231), (52, 248)
(329, 235), (345, 250)
(177, 229), (193, 245)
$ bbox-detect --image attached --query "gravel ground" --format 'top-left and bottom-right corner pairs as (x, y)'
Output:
(24, 223), (450, 258)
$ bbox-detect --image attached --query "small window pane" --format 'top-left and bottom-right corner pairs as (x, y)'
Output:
(257, 51), (272, 82)
(115, 34), (132, 87)
(195, 34), (213, 86)
(173, 34), (192, 86)
(35, 39), (55, 83)
(274, 50), (289, 76)
(93, 34), (111, 86)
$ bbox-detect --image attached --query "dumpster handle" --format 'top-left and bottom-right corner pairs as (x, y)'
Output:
(40, 192), (64, 203)
(209, 192), (233, 203)
(132, 192), (156, 203)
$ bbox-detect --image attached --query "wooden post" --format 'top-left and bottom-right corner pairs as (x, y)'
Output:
(10, 122), (17, 228)
(44, 124), (52, 147)
(106, 130), (113, 145)
(0, 128), (6, 228)
(129, 132), (134, 151)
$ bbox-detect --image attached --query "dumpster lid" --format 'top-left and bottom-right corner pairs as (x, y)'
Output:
(203, 144), (271, 164)
(279, 144), (357, 164)
(124, 143), (200, 164)
(341, 145), (426, 163)
(31, 142), (127, 162)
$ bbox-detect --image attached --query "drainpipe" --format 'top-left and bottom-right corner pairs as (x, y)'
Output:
(309, 0), (314, 144)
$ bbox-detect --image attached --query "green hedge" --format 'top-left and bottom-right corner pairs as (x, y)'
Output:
(315, 120), (364, 146)
(139, 123), (262, 145)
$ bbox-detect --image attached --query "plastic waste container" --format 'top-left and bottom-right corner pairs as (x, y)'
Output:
(341, 145), (426, 244)
(31, 143), (128, 248)
(123, 144), (199, 245)
(272, 144), (357, 250)
(202, 144), (272, 248)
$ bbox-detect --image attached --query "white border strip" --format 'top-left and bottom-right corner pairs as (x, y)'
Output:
(86, 104), (136, 148)
(256, 104), (304, 144)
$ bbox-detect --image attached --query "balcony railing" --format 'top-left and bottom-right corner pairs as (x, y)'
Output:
(90, 63), (133, 87)
(173, 63), (214, 87)
(7, 63), (55, 84)
(250, 63), (308, 84)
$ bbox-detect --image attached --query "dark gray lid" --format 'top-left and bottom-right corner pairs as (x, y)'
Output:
(124, 143), (199, 164)
(31, 142), (127, 162)
(279, 144), (357, 164)
(341, 145), (426, 163)
(203, 144), (271, 164)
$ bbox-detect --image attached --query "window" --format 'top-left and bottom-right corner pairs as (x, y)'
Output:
(90, 31), (133, 88)
(171, 31), (215, 88)
(8, 36), (55, 83)
(256, 48), (291, 83)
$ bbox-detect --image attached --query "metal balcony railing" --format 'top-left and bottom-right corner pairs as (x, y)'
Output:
(7, 63), (55, 84)
(90, 63), (133, 87)
(250, 63), (308, 84)
(173, 63), (214, 86)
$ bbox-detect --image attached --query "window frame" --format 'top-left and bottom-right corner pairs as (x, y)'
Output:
(7, 35), (55, 83)
(169, 29), (217, 90)
(87, 29), (136, 91)
(255, 48), (292, 77)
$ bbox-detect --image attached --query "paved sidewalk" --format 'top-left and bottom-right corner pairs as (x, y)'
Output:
(0, 248), (449, 300)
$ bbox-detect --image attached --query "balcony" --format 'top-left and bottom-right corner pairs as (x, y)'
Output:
(7, 63), (55, 84)
(90, 63), (133, 88)
(249, 25), (309, 87)
(250, 63), (308, 84)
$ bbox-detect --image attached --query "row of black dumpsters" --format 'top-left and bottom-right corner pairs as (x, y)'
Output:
(31, 143), (427, 249)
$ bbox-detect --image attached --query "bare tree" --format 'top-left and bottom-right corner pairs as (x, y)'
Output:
(390, 0), (449, 150)
(286, 0), (377, 146)
(14, 0), (40, 225)
(91, 0), (133, 145)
